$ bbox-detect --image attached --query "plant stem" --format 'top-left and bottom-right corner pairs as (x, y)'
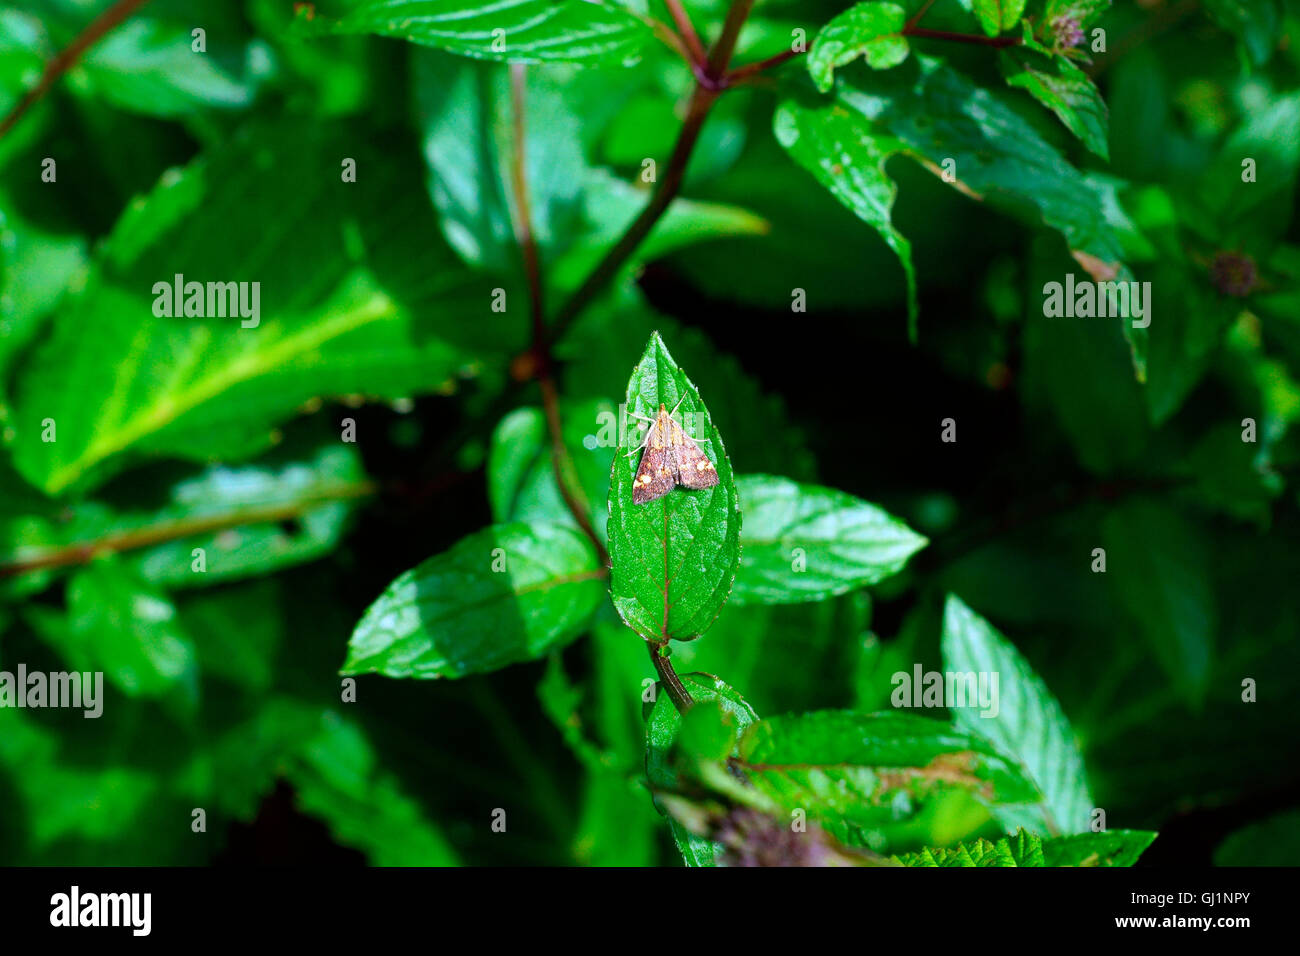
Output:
(904, 26), (1022, 48)
(0, 481), (378, 578)
(649, 642), (695, 713)
(706, 0), (756, 77)
(0, 0), (152, 140)
(664, 0), (707, 67)
(546, 82), (718, 346)
(548, 0), (762, 348)
(724, 48), (800, 86)
(508, 64), (610, 566)
(904, 0), (938, 32)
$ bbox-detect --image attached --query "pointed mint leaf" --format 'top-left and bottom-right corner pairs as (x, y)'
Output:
(971, 0), (1028, 37)
(344, 521), (605, 678)
(732, 474), (926, 605)
(607, 333), (741, 642)
(774, 100), (918, 339)
(1000, 48), (1109, 159)
(893, 828), (1157, 866)
(941, 595), (1094, 835)
(808, 2), (910, 93)
(730, 711), (1041, 844)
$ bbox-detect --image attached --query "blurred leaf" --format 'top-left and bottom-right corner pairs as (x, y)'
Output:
(773, 98), (918, 337)
(607, 333), (741, 642)
(1102, 500), (1215, 707)
(33, 558), (197, 700)
(1021, 236), (1148, 474)
(179, 580), (283, 693)
(78, 18), (253, 118)
(287, 710), (459, 865)
(1214, 809), (1300, 866)
(1193, 90), (1300, 249)
(548, 169), (768, 293)
(971, 0), (1028, 36)
(0, 710), (156, 856)
(1000, 47), (1108, 159)
(296, 0), (655, 64)
(21, 1), (255, 120)
(413, 51), (586, 271)
(487, 399), (615, 538)
(0, 445), (370, 593)
(941, 594), (1094, 835)
(807, 2), (910, 93)
(827, 56), (1137, 368)
(10, 121), (492, 494)
(679, 591), (871, 716)
(0, 204), (86, 377)
(646, 671), (758, 867)
(1202, 0), (1282, 65)
(731, 474), (926, 605)
(344, 520), (604, 678)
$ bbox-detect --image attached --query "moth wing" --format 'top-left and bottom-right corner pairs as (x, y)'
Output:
(632, 418), (679, 504)
(672, 419), (719, 490)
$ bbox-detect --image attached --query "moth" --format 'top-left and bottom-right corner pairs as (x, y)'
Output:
(628, 397), (719, 504)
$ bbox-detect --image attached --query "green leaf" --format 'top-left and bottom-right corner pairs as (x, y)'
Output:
(895, 828), (1044, 866)
(1021, 237), (1149, 474)
(179, 580), (283, 693)
(1214, 809), (1300, 866)
(646, 671), (758, 866)
(607, 333), (741, 642)
(1000, 48), (1109, 159)
(549, 169), (769, 294)
(343, 520), (605, 678)
(0, 709), (157, 856)
(941, 594), (1094, 835)
(731, 474), (926, 605)
(894, 827), (1156, 866)
(487, 400), (615, 538)
(971, 0), (1027, 36)
(297, 0), (654, 65)
(1102, 501), (1215, 707)
(1044, 0), (1111, 30)
(0, 204), (86, 377)
(734, 711), (1041, 835)
(1040, 829), (1158, 867)
(79, 18), (253, 118)
(413, 50), (587, 271)
(287, 710), (460, 865)
(10, 120), (492, 494)
(0, 445), (370, 592)
(32, 558), (197, 700)
(773, 99), (918, 339)
(560, 285), (814, 480)
(854, 57), (1124, 277)
(1194, 91), (1300, 249)
(1202, 0), (1282, 65)
(807, 2), (910, 93)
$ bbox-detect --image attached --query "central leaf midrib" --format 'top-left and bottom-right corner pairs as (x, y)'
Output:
(47, 293), (399, 492)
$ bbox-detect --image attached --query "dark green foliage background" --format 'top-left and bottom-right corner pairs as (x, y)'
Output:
(1, 0), (1298, 865)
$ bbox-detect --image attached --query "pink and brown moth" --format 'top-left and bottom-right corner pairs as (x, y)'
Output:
(628, 397), (719, 504)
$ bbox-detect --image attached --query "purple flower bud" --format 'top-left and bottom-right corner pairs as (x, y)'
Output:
(716, 807), (834, 867)
(1052, 15), (1085, 49)
(1209, 251), (1258, 298)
